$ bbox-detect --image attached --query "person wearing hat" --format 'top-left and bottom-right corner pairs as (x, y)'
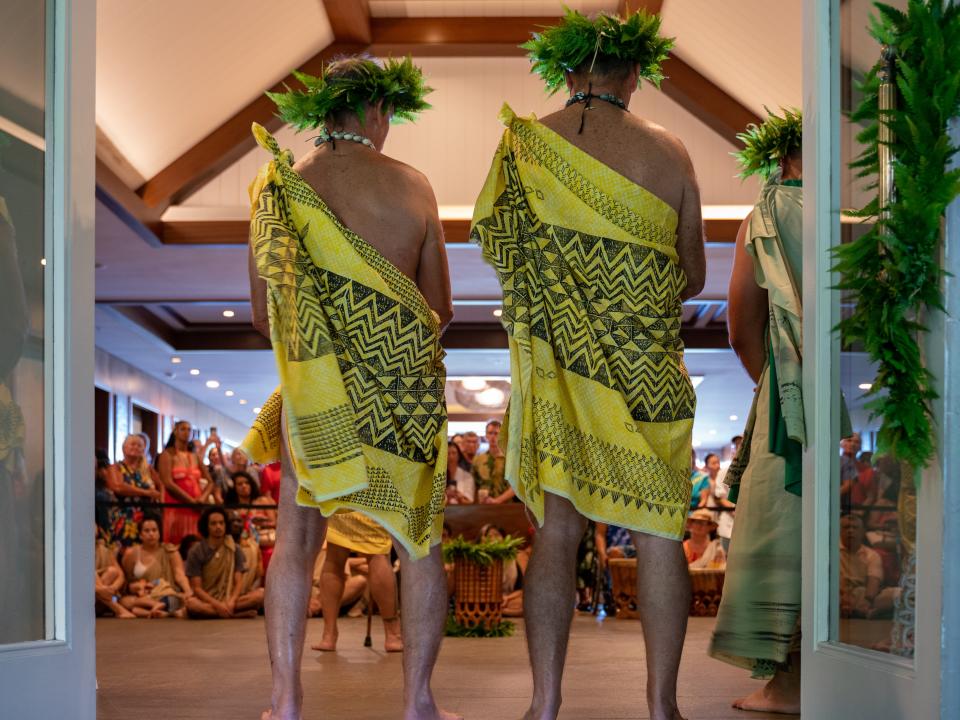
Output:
(472, 7), (704, 720)
(684, 509), (726, 569)
(242, 55), (457, 720)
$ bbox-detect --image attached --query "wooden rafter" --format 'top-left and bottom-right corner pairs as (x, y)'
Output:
(618, 0), (665, 16)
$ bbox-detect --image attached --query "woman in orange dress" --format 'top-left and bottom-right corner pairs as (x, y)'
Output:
(158, 420), (214, 544)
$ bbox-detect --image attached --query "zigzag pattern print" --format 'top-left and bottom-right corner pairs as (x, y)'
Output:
(473, 161), (696, 423)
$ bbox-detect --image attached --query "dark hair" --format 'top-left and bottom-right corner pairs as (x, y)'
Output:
(198, 506), (228, 538)
(137, 516), (162, 540)
(485, 419), (502, 430)
(447, 441), (465, 468)
(571, 55), (635, 85)
(732, 435), (743, 444)
(704, 453), (718, 464)
(163, 420), (191, 451)
(95, 448), (111, 470)
(178, 534), (200, 561)
(225, 471), (260, 506)
(479, 523), (506, 541)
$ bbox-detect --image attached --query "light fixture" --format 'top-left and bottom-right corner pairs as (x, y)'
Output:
(239, 399), (248, 405)
(493, 308), (503, 318)
(693, 439), (703, 448)
(461, 377), (488, 392)
(225, 390), (235, 397)
(708, 429), (717, 435)
(858, 383), (872, 390)
(253, 407), (262, 414)
(40, 258), (46, 266)
(222, 310), (235, 318)
(189, 368), (200, 376)
(690, 375), (704, 388)
(476, 387), (506, 407)
(205, 380), (220, 389)
(171, 357), (182, 364)
(729, 415), (739, 421)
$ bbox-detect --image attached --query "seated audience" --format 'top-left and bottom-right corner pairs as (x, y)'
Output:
(689, 450), (710, 512)
(95, 528), (133, 618)
(479, 524), (529, 617)
(308, 545), (368, 618)
(184, 506), (264, 618)
(228, 447), (260, 489)
(683, 509), (726, 569)
(840, 512), (893, 618)
(178, 533), (200, 562)
(120, 517), (192, 618)
(224, 470), (277, 570)
(95, 450), (117, 537)
(109, 434), (162, 547)
(228, 510), (264, 596)
(445, 441), (475, 504)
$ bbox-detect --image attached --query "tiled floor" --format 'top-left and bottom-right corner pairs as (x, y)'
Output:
(96, 614), (786, 719)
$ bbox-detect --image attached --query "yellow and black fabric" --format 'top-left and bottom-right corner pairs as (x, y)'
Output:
(326, 511), (394, 556)
(242, 124), (447, 559)
(471, 105), (695, 540)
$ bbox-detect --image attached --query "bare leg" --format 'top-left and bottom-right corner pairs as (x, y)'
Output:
(262, 425), (327, 720)
(95, 582), (135, 618)
(630, 531), (691, 720)
(312, 544), (350, 651)
(522, 494), (588, 720)
(368, 553), (403, 651)
(732, 653), (801, 715)
(395, 541), (462, 720)
(237, 588), (266, 613)
(185, 596), (221, 618)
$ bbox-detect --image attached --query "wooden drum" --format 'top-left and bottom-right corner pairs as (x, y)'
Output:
(453, 558), (504, 629)
(689, 568), (725, 617)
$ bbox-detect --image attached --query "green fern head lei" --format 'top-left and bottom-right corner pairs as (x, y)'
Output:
(522, 7), (674, 94)
(734, 107), (803, 180)
(266, 54), (432, 131)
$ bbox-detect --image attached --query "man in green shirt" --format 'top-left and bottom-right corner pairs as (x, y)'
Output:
(472, 420), (515, 504)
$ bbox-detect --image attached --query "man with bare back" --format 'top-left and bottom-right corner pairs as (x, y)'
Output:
(243, 56), (457, 720)
(472, 9), (705, 720)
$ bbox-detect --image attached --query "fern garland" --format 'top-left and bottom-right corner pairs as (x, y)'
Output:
(832, 0), (960, 471)
(266, 55), (432, 131)
(444, 615), (516, 638)
(522, 7), (673, 94)
(441, 536), (525, 566)
(733, 107), (803, 180)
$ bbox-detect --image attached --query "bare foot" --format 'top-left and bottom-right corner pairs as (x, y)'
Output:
(733, 687), (801, 715)
(235, 609), (259, 618)
(404, 707), (462, 720)
(311, 631), (337, 652)
(115, 607), (136, 619)
(383, 617), (403, 652)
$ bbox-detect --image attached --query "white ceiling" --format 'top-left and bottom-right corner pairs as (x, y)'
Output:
(95, 0), (333, 179)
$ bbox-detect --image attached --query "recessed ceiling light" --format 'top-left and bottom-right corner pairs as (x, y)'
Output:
(253, 407), (262, 414)
(205, 380), (220, 389)
(171, 357), (182, 364)
(239, 399), (248, 405)
(729, 415), (739, 421)
(225, 390), (235, 397)
(708, 429), (717, 435)
(476, 387), (505, 407)
(493, 308), (503, 318)
(690, 375), (704, 388)
(858, 383), (872, 390)
(222, 310), (235, 318)
(693, 439), (703, 448)
(189, 369), (200, 376)
(40, 258), (46, 266)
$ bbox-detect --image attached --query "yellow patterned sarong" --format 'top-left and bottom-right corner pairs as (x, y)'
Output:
(471, 105), (696, 540)
(326, 512), (394, 556)
(242, 125), (447, 559)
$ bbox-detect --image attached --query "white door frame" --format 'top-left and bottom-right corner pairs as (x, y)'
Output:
(0, 0), (96, 716)
(801, 1), (948, 717)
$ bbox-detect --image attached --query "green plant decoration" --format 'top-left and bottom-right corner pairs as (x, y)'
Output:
(832, 0), (960, 471)
(444, 614), (516, 638)
(733, 107), (803, 180)
(266, 55), (432, 131)
(522, 6), (674, 94)
(441, 536), (525, 566)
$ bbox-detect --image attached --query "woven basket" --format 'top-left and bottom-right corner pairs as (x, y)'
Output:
(453, 558), (503, 629)
(609, 559), (725, 618)
(689, 568), (725, 617)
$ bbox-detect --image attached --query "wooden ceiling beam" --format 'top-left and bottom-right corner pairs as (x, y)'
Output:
(159, 217), (739, 246)
(95, 159), (164, 247)
(325, 0), (372, 44)
(619, 0), (665, 16)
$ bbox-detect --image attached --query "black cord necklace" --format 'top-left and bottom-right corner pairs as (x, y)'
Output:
(565, 83), (627, 134)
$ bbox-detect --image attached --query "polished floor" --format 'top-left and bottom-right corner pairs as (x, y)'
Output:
(96, 615), (785, 719)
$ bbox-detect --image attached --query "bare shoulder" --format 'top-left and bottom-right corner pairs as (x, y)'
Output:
(379, 155), (435, 198)
(632, 117), (693, 169)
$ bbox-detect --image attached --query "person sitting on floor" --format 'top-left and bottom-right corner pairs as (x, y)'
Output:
(95, 526), (134, 618)
(228, 510), (265, 596)
(184, 506), (264, 618)
(683, 509), (726, 569)
(840, 512), (884, 618)
(120, 517), (193, 618)
(307, 544), (368, 618)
